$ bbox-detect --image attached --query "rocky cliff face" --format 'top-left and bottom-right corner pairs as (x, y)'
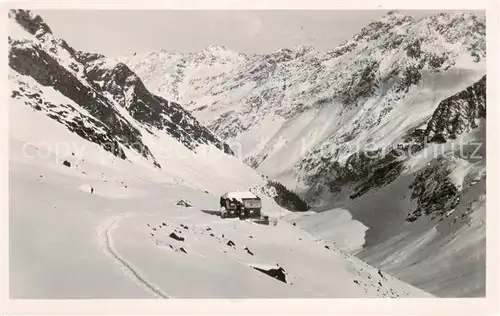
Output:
(8, 9), (233, 170)
(425, 75), (486, 143)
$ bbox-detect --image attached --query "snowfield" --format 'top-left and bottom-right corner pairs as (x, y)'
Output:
(9, 96), (431, 299)
(8, 9), (487, 300)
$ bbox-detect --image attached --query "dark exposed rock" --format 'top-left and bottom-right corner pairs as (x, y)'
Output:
(8, 9), (234, 170)
(425, 76), (486, 143)
(84, 61), (234, 155)
(226, 240), (235, 247)
(244, 247), (254, 255)
(169, 232), (185, 242)
(62, 160), (71, 167)
(252, 265), (288, 284)
(176, 200), (192, 207)
(176, 247), (187, 254)
(9, 9), (53, 38)
(9, 39), (150, 161)
(396, 65), (422, 93)
(301, 74), (486, 204)
(406, 158), (460, 222)
(266, 180), (310, 212)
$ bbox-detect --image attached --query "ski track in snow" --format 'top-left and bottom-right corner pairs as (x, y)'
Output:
(100, 213), (171, 299)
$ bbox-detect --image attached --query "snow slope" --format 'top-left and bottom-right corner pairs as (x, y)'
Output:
(9, 97), (430, 298)
(285, 121), (486, 297)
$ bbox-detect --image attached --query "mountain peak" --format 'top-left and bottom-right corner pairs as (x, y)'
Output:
(9, 9), (53, 38)
(351, 10), (414, 42)
(384, 10), (414, 22)
(201, 45), (231, 54)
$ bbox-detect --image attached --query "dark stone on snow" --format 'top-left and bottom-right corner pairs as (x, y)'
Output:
(62, 160), (71, 167)
(169, 232), (185, 242)
(244, 247), (254, 256)
(226, 240), (235, 247)
(176, 200), (192, 207)
(252, 266), (288, 284)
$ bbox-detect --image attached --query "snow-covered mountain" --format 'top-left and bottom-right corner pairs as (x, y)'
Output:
(122, 10), (485, 187)
(8, 9), (433, 299)
(9, 9), (233, 169)
(121, 10), (486, 297)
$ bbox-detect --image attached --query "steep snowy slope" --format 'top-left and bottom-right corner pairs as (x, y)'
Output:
(287, 117), (486, 297)
(285, 75), (486, 297)
(8, 9), (233, 170)
(120, 46), (248, 104)
(8, 10), (430, 299)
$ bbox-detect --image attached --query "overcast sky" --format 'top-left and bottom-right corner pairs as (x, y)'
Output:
(34, 10), (482, 57)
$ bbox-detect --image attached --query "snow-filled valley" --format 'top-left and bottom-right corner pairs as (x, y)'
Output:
(7, 9), (486, 299)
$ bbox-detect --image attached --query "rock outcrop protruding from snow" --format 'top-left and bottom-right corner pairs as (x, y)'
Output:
(425, 75), (486, 143)
(8, 9), (234, 170)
